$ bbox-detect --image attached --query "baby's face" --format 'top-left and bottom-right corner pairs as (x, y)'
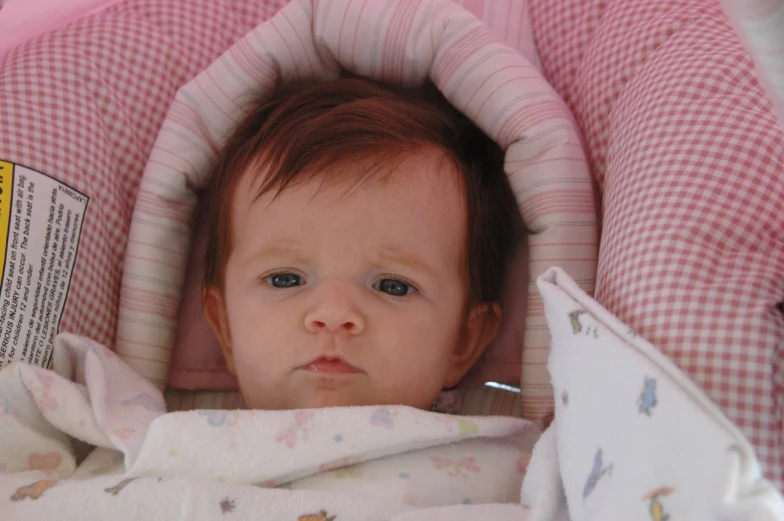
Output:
(206, 151), (492, 410)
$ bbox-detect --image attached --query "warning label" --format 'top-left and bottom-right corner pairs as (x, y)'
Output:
(0, 161), (88, 370)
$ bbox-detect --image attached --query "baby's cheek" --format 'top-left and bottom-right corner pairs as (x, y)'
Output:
(384, 329), (451, 395)
(229, 296), (282, 349)
(233, 354), (279, 409)
(232, 310), (295, 385)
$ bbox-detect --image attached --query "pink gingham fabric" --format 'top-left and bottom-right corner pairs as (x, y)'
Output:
(118, 0), (596, 426)
(0, 0), (287, 366)
(529, 0), (784, 487)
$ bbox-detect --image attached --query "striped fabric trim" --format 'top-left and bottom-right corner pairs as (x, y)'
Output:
(117, 0), (597, 424)
(721, 0), (784, 128)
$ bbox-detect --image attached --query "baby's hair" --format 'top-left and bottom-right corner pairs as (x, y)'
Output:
(203, 76), (522, 312)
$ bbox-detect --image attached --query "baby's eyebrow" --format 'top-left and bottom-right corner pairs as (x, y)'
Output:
(375, 248), (437, 278)
(243, 242), (305, 264)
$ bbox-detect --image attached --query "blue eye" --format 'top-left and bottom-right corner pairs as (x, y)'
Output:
(265, 273), (304, 288)
(374, 278), (414, 297)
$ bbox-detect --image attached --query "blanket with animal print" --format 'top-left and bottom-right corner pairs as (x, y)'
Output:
(0, 333), (539, 521)
(518, 267), (784, 521)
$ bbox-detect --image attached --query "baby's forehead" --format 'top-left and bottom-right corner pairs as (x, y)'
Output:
(227, 151), (467, 247)
(232, 146), (463, 209)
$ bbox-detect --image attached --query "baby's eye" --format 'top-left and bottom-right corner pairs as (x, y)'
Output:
(264, 273), (304, 288)
(374, 278), (415, 297)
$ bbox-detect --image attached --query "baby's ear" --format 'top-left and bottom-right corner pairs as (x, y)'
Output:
(444, 303), (502, 389)
(203, 286), (236, 376)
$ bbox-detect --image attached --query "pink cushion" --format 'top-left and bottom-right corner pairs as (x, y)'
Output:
(529, 0), (784, 487)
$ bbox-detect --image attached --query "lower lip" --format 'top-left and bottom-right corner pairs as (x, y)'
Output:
(302, 360), (361, 374)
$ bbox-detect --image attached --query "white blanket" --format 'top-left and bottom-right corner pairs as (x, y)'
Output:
(0, 334), (539, 520)
(519, 268), (784, 521)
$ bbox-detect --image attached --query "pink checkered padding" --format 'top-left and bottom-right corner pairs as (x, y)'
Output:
(529, 0), (784, 487)
(0, 0), (287, 363)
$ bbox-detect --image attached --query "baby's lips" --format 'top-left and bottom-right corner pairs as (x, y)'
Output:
(299, 356), (361, 374)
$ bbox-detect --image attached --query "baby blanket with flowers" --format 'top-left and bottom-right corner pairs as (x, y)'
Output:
(0, 333), (539, 521)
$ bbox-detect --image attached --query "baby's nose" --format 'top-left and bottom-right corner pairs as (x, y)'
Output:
(304, 284), (365, 335)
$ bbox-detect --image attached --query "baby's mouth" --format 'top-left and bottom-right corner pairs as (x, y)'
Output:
(300, 356), (361, 374)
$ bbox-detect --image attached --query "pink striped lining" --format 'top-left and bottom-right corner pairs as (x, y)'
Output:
(117, 0), (597, 425)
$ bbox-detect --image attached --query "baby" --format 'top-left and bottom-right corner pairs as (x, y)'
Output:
(202, 76), (521, 411)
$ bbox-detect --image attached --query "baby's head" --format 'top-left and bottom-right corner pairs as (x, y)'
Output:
(203, 77), (520, 410)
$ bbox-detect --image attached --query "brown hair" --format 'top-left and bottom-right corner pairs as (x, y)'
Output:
(203, 77), (521, 310)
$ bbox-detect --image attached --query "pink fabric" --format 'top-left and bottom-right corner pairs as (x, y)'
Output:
(0, 0), (123, 57)
(529, 0), (784, 487)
